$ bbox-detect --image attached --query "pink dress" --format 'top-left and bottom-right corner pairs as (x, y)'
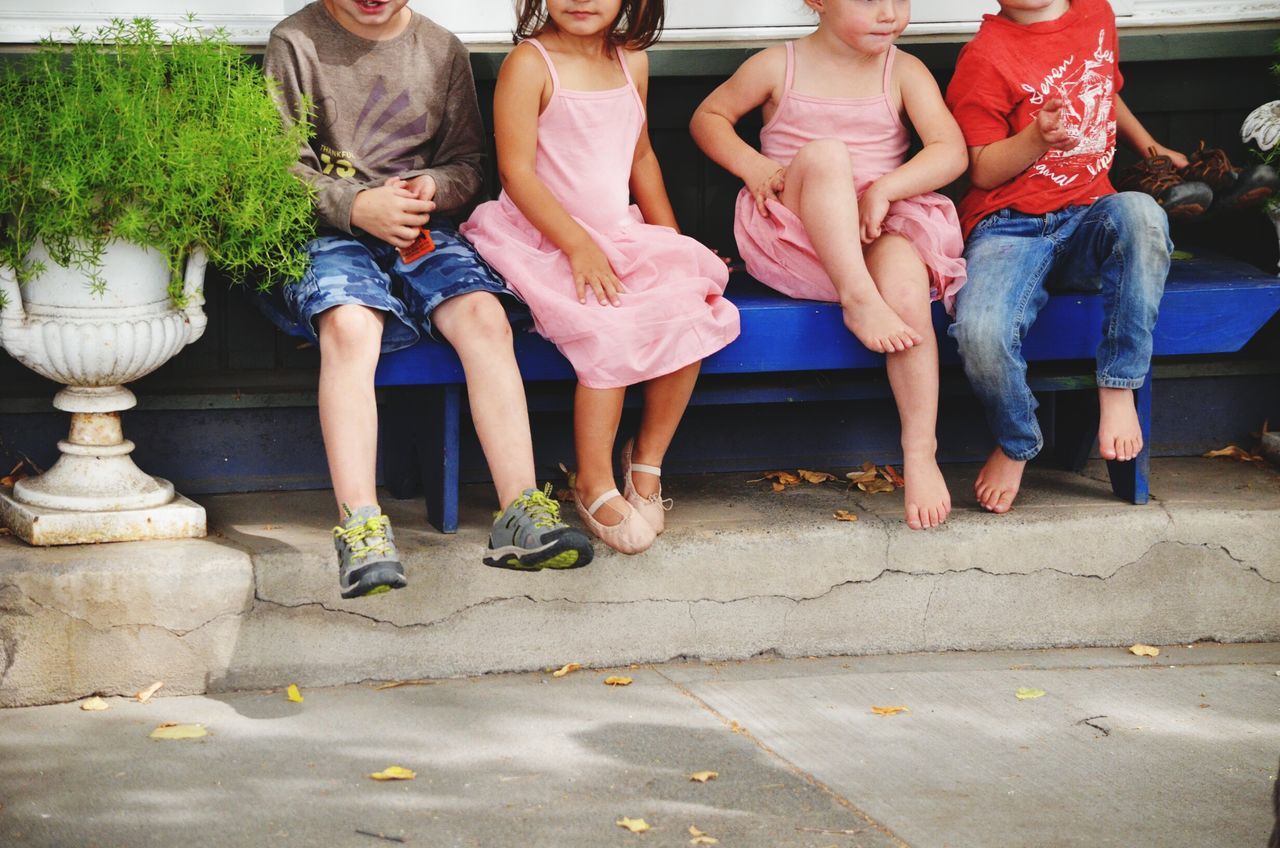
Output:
(734, 43), (967, 313)
(462, 40), (740, 389)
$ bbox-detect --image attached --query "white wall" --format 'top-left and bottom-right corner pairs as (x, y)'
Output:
(0, 0), (1272, 45)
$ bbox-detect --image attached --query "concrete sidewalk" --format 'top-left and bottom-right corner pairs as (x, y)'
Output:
(1, 645), (1277, 848)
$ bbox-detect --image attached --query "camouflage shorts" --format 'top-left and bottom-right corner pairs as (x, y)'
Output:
(269, 223), (525, 353)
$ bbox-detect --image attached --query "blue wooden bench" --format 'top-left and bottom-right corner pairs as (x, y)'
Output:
(375, 254), (1280, 532)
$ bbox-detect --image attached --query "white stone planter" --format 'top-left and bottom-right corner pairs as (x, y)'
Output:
(0, 240), (209, 545)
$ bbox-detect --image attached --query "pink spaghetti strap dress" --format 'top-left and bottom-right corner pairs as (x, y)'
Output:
(461, 39), (740, 389)
(734, 43), (967, 313)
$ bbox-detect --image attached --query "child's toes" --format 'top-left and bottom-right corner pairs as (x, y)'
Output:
(906, 504), (923, 530)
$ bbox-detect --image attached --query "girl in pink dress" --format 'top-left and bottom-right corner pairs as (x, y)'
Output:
(691, 0), (968, 531)
(463, 0), (740, 554)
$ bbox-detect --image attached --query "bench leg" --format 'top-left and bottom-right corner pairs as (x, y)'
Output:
(1051, 391), (1098, 474)
(1106, 371), (1152, 505)
(380, 387), (424, 500)
(419, 384), (462, 534)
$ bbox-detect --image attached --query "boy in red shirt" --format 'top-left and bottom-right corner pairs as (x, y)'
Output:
(945, 0), (1186, 513)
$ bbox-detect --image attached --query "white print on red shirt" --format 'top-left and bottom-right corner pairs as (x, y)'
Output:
(1020, 29), (1117, 188)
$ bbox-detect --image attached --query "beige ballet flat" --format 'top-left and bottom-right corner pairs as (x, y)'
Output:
(574, 488), (656, 555)
(621, 438), (672, 535)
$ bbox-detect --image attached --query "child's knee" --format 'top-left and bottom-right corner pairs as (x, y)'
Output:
(792, 138), (852, 176)
(1110, 192), (1172, 246)
(434, 291), (512, 345)
(316, 304), (384, 352)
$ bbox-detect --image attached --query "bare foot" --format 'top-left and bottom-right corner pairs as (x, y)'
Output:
(974, 448), (1025, 514)
(841, 290), (924, 354)
(902, 452), (951, 530)
(1098, 387), (1143, 462)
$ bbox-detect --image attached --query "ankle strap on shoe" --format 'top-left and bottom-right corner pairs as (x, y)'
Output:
(630, 463), (662, 477)
(587, 489), (624, 517)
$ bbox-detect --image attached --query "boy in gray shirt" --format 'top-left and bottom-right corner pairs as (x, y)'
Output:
(266, 0), (593, 599)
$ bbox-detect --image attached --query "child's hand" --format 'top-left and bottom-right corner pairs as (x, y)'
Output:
(1149, 143), (1189, 170)
(1033, 98), (1075, 152)
(858, 184), (891, 244)
(568, 241), (625, 307)
(403, 174), (438, 202)
(745, 159), (787, 218)
(351, 177), (437, 249)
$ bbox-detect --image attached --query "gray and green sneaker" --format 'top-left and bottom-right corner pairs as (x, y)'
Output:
(334, 504), (407, 599)
(484, 485), (594, 571)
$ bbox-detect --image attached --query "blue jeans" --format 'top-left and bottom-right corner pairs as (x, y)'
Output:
(949, 192), (1172, 461)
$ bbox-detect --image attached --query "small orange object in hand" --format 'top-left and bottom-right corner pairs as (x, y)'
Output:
(399, 228), (436, 264)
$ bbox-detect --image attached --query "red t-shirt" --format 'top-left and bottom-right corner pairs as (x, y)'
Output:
(945, 0), (1124, 237)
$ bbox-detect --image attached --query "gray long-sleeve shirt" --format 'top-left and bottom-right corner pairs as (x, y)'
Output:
(264, 2), (486, 234)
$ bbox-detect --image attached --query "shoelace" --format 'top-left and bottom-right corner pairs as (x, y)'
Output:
(333, 515), (392, 562)
(1119, 147), (1183, 195)
(1184, 140), (1233, 185)
(516, 484), (564, 529)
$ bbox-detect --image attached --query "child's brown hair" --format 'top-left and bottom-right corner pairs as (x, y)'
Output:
(513, 0), (665, 51)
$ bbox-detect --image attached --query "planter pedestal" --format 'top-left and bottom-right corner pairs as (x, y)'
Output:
(0, 386), (205, 545)
(0, 241), (209, 545)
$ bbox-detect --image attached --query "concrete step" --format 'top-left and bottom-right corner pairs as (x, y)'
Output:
(2, 457), (1278, 706)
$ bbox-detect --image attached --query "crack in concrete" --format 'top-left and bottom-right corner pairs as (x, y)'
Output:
(10, 592), (245, 637)
(254, 538), (1279, 633)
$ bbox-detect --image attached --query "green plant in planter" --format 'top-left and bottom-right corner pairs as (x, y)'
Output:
(0, 16), (315, 306)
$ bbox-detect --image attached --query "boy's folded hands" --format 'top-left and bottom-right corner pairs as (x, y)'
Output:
(351, 176), (437, 248)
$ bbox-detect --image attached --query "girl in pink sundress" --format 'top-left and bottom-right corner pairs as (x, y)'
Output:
(462, 0), (740, 555)
(691, 0), (968, 531)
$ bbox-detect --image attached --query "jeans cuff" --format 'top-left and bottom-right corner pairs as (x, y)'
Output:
(998, 439), (1043, 463)
(1096, 374), (1147, 390)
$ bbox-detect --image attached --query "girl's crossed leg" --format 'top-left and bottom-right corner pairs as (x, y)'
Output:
(779, 139), (923, 354)
(866, 234), (951, 530)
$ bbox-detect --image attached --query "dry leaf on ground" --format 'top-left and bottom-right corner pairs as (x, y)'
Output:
(616, 817), (651, 833)
(1015, 687), (1047, 700)
(691, 837), (719, 845)
(135, 681), (164, 703)
(688, 771), (719, 783)
(286, 684), (304, 703)
(833, 510), (859, 522)
(771, 482), (786, 493)
(1203, 445), (1263, 462)
(149, 723), (208, 740)
(552, 662), (582, 678)
(871, 705), (909, 716)
(798, 469), (837, 484)
(373, 679), (435, 690)
(752, 470), (801, 488)
(846, 462), (880, 485)
(604, 676), (633, 686)
(369, 766), (416, 781)
(80, 697), (109, 712)
(881, 465), (905, 488)
(1128, 644), (1160, 657)
(858, 478), (896, 495)
(728, 720), (746, 734)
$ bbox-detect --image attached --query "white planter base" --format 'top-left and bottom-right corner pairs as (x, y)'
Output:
(1, 398), (207, 544)
(0, 490), (206, 546)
